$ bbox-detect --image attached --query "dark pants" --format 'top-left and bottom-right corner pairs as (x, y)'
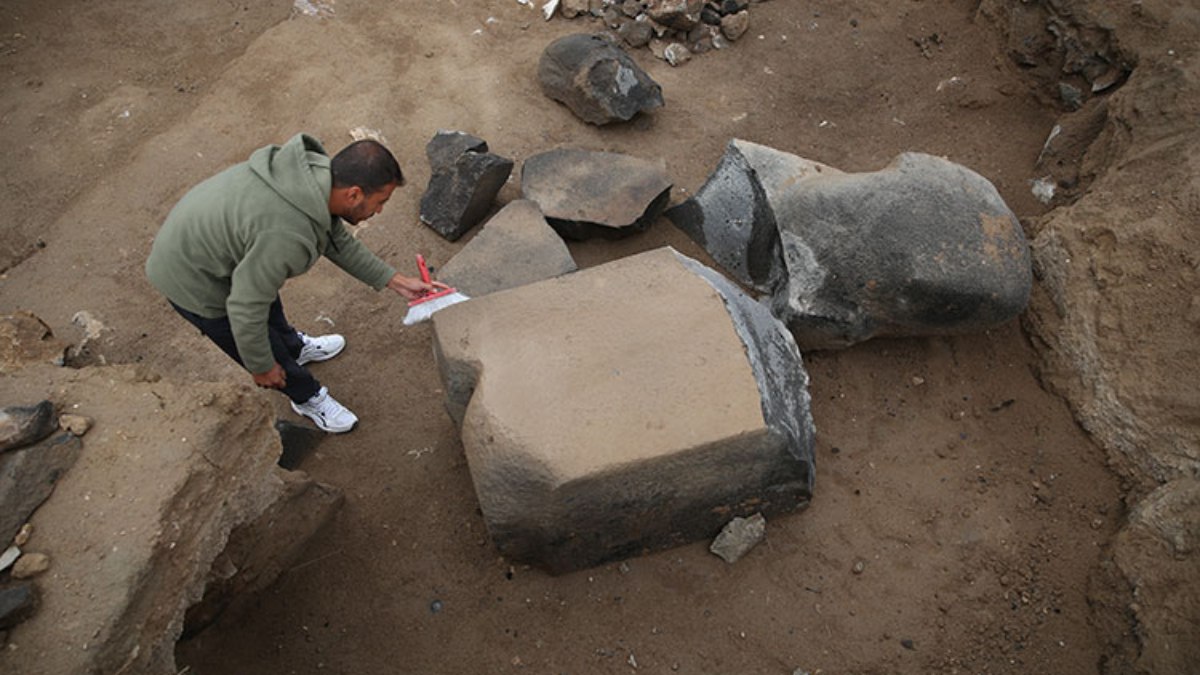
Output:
(170, 297), (321, 404)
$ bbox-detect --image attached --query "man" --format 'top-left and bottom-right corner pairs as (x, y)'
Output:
(146, 133), (443, 433)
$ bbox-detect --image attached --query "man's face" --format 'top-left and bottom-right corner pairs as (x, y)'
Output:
(344, 182), (397, 225)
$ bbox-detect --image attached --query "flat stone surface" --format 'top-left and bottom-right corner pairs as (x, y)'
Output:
(437, 199), (577, 298)
(521, 148), (672, 240)
(0, 312), (67, 374)
(431, 246), (813, 573)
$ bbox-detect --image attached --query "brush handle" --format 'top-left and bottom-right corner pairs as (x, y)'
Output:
(415, 254), (432, 284)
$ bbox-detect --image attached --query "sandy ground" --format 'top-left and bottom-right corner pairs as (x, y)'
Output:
(0, 1), (1132, 673)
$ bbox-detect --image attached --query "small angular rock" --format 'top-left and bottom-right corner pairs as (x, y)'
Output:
(647, 0), (704, 31)
(58, 413), (92, 436)
(710, 512), (766, 563)
(538, 33), (664, 125)
(11, 552), (49, 579)
(720, 9), (750, 40)
(521, 148), (672, 240)
(0, 401), (57, 453)
(0, 312), (68, 373)
(420, 144), (514, 242)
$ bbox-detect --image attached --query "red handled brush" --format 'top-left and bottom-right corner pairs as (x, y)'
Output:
(402, 254), (470, 326)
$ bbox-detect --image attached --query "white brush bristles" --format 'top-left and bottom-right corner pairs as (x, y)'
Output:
(402, 291), (470, 326)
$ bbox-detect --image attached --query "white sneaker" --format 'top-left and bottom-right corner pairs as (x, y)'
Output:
(290, 387), (358, 433)
(297, 332), (346, 366)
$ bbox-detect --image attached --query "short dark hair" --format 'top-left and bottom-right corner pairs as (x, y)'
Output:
(331, 140), (404, 193)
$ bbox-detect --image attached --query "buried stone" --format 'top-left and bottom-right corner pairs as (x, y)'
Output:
(538, 33), (664, 125)
(521, 148), (672, 240)
(430, 246), (814, 574)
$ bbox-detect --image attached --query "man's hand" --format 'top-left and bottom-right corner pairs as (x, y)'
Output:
(386, 271), (448, 301)
(252, 363), (287, 389)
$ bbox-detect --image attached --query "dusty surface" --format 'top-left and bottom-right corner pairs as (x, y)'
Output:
(1, 0), (1195, 673)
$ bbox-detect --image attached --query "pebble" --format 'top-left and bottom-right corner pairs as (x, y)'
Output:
(430, 599), (443, 614)
(13, 524), (31, 547)
(852, 559), (866, 575)
(59, 413), (93, 436)
(12, 552), (49, 579)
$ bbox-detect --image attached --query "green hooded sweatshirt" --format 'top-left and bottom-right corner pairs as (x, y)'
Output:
(146, 133), (396, 374)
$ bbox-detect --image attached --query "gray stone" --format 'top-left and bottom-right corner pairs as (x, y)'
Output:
(11, 552), (49, 579)
(709, 512), (766, 563)
(666, 139), (838, 293)
(419, 149), (514, 242)
(431, 247), (814, 574)
(0, 583), (37, 630)
(646, 0), (703, 31)
(0, 432), (82, 544)
(437, 199), (577, 298)
(538, 33), (664, 126)
(769, 152), (1032, 349)
(521, 148), (672, 240)
(720, 9), (750, 40)
(0, 400), (57, 453)
(617, 18), (655, 48)
(561, 0), (590, 18)
(424, 130), (488, 172)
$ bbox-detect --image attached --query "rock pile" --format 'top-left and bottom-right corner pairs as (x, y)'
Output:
(550, 0), (764, 65)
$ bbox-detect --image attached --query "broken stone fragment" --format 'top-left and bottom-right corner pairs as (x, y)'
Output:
(11, 552), (50, 579)
(58, 413), (93, 436)
(521, 148), (672, 240)
(419, 133), (514, 242)
(768, 152), (1032, 349)
(431, 246), (814, 574)
(666, 139), (839, 293)
(646, 0), (704, 31)
(710, 512), (766, 563)
(437, 199), (577, 298)
(424, 130), (488, 171)
(0, 400), (57, 453)
(720, 9), (749, 40)
(538, 33), (664, 125)
(617, 18), (655, 47)
(0, 432), (83, 544)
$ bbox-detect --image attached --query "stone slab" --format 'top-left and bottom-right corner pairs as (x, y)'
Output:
(521, 148), (672, 240)
(437, 199), (577, 298)
(431, 246), (814, 573)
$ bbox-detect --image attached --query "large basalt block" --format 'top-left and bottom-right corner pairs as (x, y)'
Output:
(431, 247), (814, 574)
(521, 148), (672, 240)
(666, 139), (839, 292)
(769, 152), (1032, 349)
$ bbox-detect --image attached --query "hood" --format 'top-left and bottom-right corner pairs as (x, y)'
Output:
(247, 133), (333, 225)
